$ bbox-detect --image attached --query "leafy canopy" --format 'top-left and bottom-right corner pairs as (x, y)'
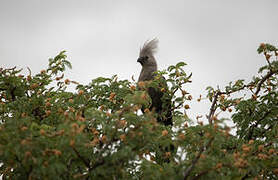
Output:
(0, 43), (278, 179)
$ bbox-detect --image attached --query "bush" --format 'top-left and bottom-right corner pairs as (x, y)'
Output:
(0, 43), (278, 179)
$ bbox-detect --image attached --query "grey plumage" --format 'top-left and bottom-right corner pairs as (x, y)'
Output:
(138, 39), (158, 82)
(137, 39), (173, 126)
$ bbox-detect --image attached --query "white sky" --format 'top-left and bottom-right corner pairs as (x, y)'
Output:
(1, 0), (278, 123)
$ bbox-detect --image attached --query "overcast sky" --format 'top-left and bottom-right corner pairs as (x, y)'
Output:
(1, 0), (277, 123)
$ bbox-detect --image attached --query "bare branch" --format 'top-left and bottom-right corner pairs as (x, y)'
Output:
(207, 91), (221, 124)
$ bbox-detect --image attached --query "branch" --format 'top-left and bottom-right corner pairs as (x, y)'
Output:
(207, 91), (221, 124)
(72, 147), (90, 168)
(183, 138), (214, 180)
(254, 70), (278, 96)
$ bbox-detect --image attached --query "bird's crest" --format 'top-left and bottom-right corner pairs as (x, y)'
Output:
(140, 38), (159, 56)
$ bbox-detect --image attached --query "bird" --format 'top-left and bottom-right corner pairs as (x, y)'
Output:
(137, 39), (173, 126)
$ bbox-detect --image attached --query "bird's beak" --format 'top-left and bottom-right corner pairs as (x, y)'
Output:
(137, 57), (143, 65)
(137, 57), (142, 63)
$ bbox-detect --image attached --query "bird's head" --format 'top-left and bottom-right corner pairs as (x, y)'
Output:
(137, 38), (158, 68)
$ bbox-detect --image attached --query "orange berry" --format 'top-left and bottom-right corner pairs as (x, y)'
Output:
(53, 149), (62, 156)
(178, 133), (186, 140)
(248, 140), (254, 145)
(64, 111), (69, 117)
(57, 129), (64, 135)
(106, 112), (111, 117)
(118, 120), (127, 127)
(70, 139), (75, 147)
(242, 144), (251, 153)
(221, 106), (226, 111)
(258, 145), (264, 152)
(120, 134), (126, 141)
(45, 110), (51, 116)
(71, 123), (79, 129)
(101, 135), (107, 143)
(265, 54), (271, 60)
(64, 79), (70, 85)
(260, 43), (265, 48)
(268, 149), (275, 155)
(138, 81), (145, 88)
(91, 137), (99, 146)
(78, 90), (84, 96)
(184, 104), (190, 109)
(212, 116), (218, 121)
(235, 99), (241, 105)
(257, 153), (267, 160)
(200, 154), (206, 159)
(205, 132), (211, 138)
(21, 126), (28, 131)
(58, 108), (64, 114)
(273, 168), (278, 175)
(220, 94), (225, 101)
(215, 163), (222, 169)
(69, 107), (75, 112)
(45, 102), (51, 107)
(30, 83), (39, 89)
(165, 152), (171, 158)
(21, 112), (27, 118)
(99, 105), (105, 111)
(40, 129), (45, 136)
(130, 85), (136, 91)
(233, 152), (240, 159)
(25, 151), (32, 157)
(93, 130), (99, 136)
(141, 92), (147, 100)
(162, 130), (168, 136)
(78, 116), (85, 122)
(109, 92), (116, 100)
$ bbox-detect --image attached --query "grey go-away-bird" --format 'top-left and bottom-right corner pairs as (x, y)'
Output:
(137, 39), (173, 126)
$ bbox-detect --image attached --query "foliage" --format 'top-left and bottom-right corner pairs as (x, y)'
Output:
(0, 43), (278, 179)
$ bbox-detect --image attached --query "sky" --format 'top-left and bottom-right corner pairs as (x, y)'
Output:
(1, 0), (278, 124)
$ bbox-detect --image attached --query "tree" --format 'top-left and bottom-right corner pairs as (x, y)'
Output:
(0, 43), (278, 179)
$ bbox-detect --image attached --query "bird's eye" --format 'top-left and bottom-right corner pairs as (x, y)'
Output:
(145, 56), (149, 59)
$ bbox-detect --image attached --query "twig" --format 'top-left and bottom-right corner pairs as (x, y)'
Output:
(207, 91), (221, 124)
(183, 138), (214, 180)
(72, 147), (90, 168)
(254, 70), (278, 96)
